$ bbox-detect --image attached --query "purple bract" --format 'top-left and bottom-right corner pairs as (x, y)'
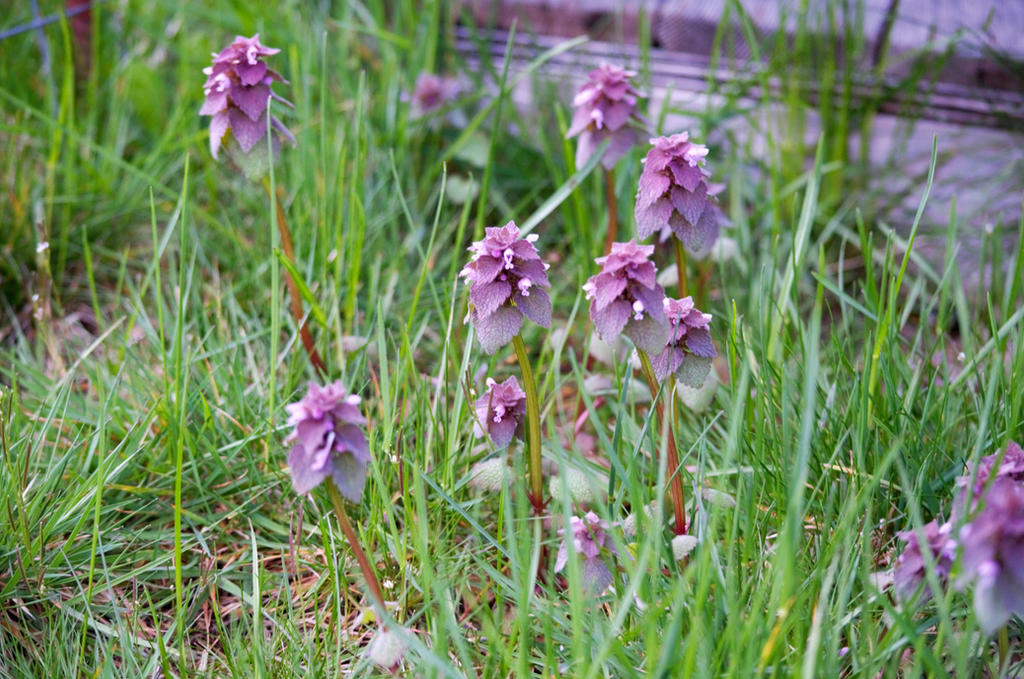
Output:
(649, 296), (716, 387)
(555, 511), (616, 594)
(460, 221), (551, 354)
(583, 240), (669, 354)
(635, 132), (719, 256)
(285, 381), (370, 502)
(473, 376), (527, 449)
(566, 64), (646, 170)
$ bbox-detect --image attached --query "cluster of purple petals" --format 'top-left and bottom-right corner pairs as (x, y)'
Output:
(460, 221), (552, 354)
(893, 519), (956, 601)
(566, 64), (646, 170)
(200, 34), (295, 160)
(409, 72), (460, 119)
(895, 440), (1024, 634)
(583, 240), (669, 355)
(555, 511), (616, 594)
(285, 381), (370, 502)
(649, 296), (716, 387)
(635, 133), (719, 256)
(473, 376), (527, 449)
(956, 479), (1024, 633)
(957, 440), (1024, 502)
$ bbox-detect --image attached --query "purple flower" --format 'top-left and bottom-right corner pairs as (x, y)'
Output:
(200, 34), (295, 165)
(565, 64), (646, 170)
(956, 479), (1024, 633)
(957, 440), (1024, 501)
(473, 376), (527, 449)
(649, 296), (715, 387)
(409, 72), (460, 119)
(635, 133), (719, 256)
(893, 519), (956, 602)
(583, 241), (669, 354)
(555, 512), (616, 594)
(285, 381), (370, 502)
(460, 221), (551, 354)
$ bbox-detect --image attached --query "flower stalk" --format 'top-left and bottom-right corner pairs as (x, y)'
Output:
(327, 481), (387, 619)
(263, 178), (327, 376)
(603, 168), (618, 254)
(673, 237), (689, 299)
(636, 349), (687, 535)
(512, 334), (545, 513)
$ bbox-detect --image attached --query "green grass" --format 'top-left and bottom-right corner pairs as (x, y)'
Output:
(2, 1), (1023, 677)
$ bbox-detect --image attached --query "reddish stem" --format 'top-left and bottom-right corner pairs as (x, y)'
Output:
(265, 182), (327, 376)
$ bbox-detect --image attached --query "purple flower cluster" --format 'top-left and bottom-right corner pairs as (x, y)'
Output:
(555, 511), (616, 594)
(635, 133), (719, 256)
(893, 519), (956, 602)
(409, 72), (460, 119)
(201, 34), (295, 167)
(285, 381), (370, 502)
(566, 64), (646, 170)
(474, 376), (527, 449)
(583, 241), (669, 355)
(460, 221), (551, 354)
(894, 440), (1024, 634)
(957, 440), (1024, 502)
(956, 479), (1024, 633)
(649, 296), (716, 387)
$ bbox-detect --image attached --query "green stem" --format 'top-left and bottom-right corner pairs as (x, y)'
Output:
(673, 237), (689, 299)
(512, 334), (544, 513)
(603, 168), (618, 253)
(636, 350), (687, 535)
(326, 482), (387, 622)
(998, 626), (1009, 676)
(695, 258), (712, 309)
